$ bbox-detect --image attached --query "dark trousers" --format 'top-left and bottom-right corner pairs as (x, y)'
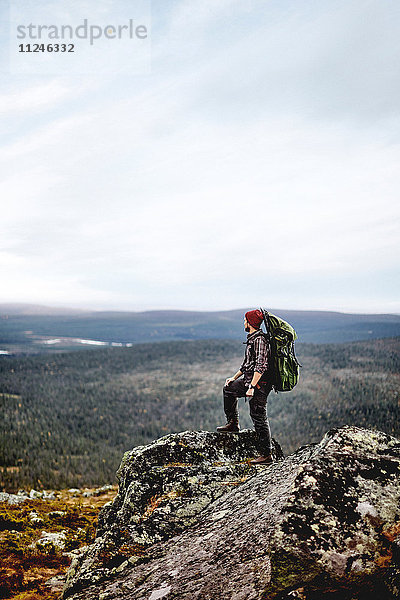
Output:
(223, 379), (273, 455)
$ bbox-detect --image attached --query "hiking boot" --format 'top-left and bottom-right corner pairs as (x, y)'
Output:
(250, 454), (273, 465)
(216, 421), (240, 433)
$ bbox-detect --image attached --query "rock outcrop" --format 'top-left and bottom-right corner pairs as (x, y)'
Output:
(62, 426), (400, 600)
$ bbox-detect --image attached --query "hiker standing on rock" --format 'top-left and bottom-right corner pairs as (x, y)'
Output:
(217, 309), (274, 465)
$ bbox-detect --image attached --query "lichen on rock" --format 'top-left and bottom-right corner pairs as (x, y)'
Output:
(62, 429), (280, 597)
(62, 426), (400, 600)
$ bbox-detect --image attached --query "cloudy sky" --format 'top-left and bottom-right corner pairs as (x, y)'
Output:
(1, 0), (399, 313)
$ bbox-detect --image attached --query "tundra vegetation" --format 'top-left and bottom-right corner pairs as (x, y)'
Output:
(0, 486), (116, 600)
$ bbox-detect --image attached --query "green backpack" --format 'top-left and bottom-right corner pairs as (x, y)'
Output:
(260, 308), (301, 392)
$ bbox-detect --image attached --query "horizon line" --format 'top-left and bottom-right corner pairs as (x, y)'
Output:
(0, 301), (399, 317)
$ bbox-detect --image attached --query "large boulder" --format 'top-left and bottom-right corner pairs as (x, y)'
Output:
(62, 426), (400, 600)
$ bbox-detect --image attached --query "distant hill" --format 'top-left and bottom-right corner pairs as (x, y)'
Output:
(0, 304), (400, 353)
(0, 303), (86, 315)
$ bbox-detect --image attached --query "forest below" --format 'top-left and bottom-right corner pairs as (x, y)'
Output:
(1, 336), (399, 491)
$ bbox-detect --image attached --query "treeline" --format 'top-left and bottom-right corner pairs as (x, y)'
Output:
(1, 337), (399, 491)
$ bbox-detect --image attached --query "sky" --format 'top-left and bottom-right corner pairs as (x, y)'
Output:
(0, 0), (399, 313)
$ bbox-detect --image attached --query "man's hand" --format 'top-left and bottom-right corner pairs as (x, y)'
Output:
(246, 386), (254, 397)
(225, 377), (235, 386)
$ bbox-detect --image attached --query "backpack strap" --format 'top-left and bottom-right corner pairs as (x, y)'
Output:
(260, 307), (271, 342)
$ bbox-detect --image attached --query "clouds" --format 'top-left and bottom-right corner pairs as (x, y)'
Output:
(0, 80), (73, 114)
(162, 0), (400, 123)
(0, 0), (399, 311)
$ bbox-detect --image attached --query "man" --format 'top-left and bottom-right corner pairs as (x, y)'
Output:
(217, 309), (274, 465)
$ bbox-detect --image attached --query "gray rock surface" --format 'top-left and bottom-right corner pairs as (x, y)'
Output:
(29, 530), (68, 552)
(62, 426), (400, 600)
(0, 489), (57, 504)
(0, 491), (29, 505)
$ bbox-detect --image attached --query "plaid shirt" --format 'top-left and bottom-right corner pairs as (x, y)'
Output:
(240, 329), (270, 384)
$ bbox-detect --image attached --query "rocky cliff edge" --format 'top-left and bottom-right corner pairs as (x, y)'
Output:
(61, 426), (400, 600)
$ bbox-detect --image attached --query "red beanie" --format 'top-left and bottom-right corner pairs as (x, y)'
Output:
(245, 309), (264, 329)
